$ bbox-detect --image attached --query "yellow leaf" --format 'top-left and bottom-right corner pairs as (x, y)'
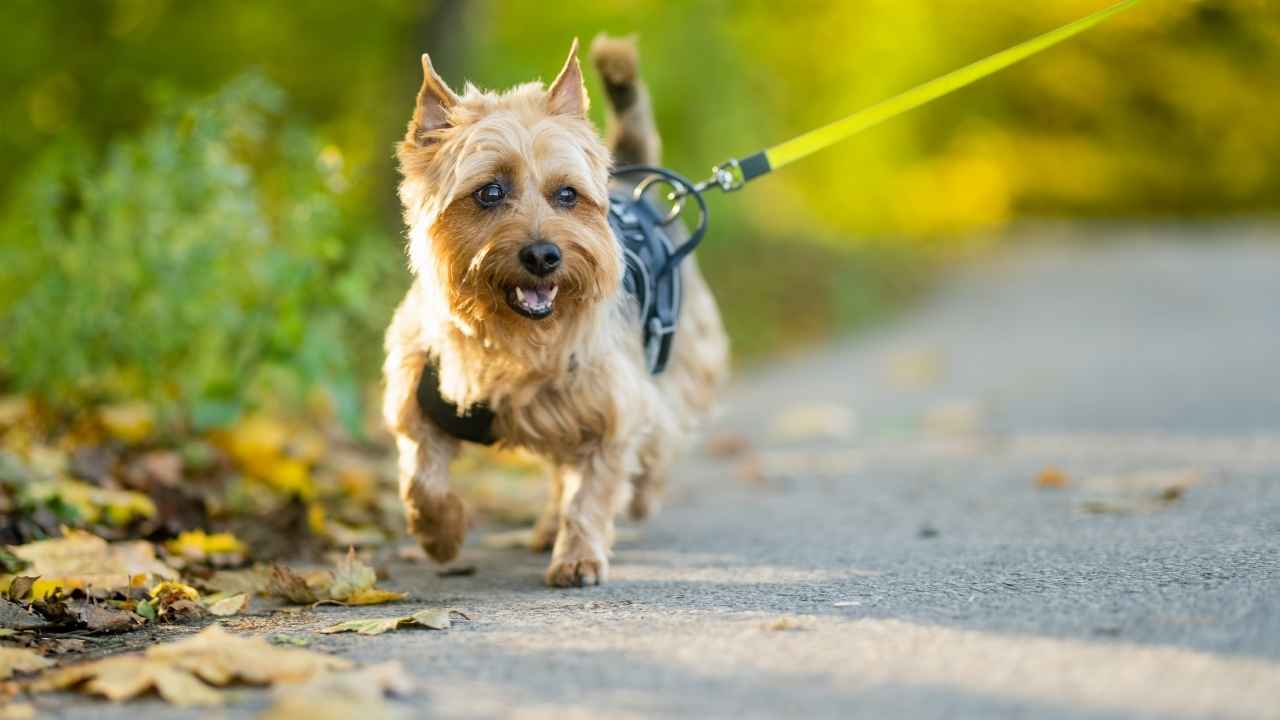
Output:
(260, 457), (312, 498)
(0, 703), (35, 720)
(0, 647), (53, 680)
(332, 588), (408, 606)
(150, 581), (200, 602)
(31, 625), (351, 705)
(97, 401), (155, 443)
(165, 530), (247, 561)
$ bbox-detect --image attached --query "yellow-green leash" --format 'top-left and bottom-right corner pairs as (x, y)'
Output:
(693, 0), (1141, 194)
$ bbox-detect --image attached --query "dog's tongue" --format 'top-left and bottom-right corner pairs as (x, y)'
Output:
(517, 284), (558, 312)
(520, 285), (557, 307)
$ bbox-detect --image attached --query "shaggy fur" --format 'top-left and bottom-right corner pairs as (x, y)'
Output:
(383, 36), (729, 587)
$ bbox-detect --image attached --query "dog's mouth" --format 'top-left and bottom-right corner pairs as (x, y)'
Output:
(506, 283), (559, 320)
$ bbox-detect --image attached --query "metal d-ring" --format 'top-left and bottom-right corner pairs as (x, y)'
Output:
(632, 173), (687, 225)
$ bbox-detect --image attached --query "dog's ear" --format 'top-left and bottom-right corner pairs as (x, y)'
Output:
(547, 38), (589, 117)
(408, 52), (460, 145)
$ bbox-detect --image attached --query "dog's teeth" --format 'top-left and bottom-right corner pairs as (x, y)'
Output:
(548, 285), (559, 301)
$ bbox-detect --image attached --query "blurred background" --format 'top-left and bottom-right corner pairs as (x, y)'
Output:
(0, 1), (1277, 547)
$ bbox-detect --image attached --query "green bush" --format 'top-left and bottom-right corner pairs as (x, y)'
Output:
(0, 75), (404, 432)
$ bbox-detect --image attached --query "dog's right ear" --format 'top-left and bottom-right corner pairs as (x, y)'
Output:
(408, 53), (459, 145)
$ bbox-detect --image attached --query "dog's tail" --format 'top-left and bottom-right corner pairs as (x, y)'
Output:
(590, 34), (661, 167)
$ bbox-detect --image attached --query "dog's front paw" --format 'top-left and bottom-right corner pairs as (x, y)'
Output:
(545, 557), (606, 587)
(405, 489), (467, 563)
(545, 530), (608, 587)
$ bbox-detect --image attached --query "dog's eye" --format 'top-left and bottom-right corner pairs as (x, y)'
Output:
(474, 183), (505, 208)
(554, 186), (577, 208)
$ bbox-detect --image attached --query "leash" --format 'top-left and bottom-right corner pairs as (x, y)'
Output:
(685, 0), (1142, 198)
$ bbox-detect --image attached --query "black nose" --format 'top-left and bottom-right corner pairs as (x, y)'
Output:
(519, 242), (561, 277)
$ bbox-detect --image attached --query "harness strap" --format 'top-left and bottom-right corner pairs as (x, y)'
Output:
(415, 361), (497, 445)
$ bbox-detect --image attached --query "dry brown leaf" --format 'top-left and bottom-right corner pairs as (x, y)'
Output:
(705, 432), (751, 458)
(259, 661), (413, 720)
(266, 565), (325, 605)
(0, 647), (53, 680)
(3, 530), (177, 597)
(31, 625), (351, 705)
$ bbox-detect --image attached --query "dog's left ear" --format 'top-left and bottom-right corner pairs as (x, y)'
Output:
(547, 38), (589, 117)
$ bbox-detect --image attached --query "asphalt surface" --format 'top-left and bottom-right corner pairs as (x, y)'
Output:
(46, 227), (1280, 718)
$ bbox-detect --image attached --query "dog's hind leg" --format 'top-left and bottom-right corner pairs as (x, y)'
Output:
(590, 34), (662, 166)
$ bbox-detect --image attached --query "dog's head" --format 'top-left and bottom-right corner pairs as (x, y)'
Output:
(396, 40), (618, 334)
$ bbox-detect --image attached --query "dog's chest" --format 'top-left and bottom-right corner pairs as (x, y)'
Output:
(493, 371), (619, 458)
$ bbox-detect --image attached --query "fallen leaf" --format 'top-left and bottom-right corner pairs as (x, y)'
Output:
(165, 530), (247, 564)
(199, 566), (272, 596)
(328, 548), (377, 600)
(329, 589), (408, 606)
(259, 661), (413, 720)
(0, 703), (34, 720)
(1036, 467), (1069, 489)
(770, 403), (856, 442)
(761, 616), (811, 632)
(31, 625), (350, 705)
(266, 565), (324, 605)
(318, 608), (463, 636)
(884, 347), (944, 390)
(206, 593), (249, 617)
(97, 401), (155, 444)
(922, 400), (984, 437)
(3, 530), (177, 598)
(74, 602), (142, 633)
(0, 647), (53, 680)
(705, 432), (751, 458)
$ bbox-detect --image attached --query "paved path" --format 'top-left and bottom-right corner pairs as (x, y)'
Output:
(60, 227), (1280, 718)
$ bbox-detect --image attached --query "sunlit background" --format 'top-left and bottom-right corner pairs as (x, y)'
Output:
(2, 0), (1277, 433)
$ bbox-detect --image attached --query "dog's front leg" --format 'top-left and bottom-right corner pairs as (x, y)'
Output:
(395, 428), (465, 563)
(545, 448), (629, 587)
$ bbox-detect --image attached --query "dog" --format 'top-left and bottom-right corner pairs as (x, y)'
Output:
(382, 35), (728, 587)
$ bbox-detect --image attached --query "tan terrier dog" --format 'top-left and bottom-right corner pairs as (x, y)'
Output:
(383, 35), (728, 587)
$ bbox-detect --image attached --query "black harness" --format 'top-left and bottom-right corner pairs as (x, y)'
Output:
(416, 165), (708, 445)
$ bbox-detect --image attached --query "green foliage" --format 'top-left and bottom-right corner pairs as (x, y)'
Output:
(0, 75), (404, 430)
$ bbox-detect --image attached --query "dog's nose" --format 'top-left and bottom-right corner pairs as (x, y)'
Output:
(519, 242), (561, 277)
